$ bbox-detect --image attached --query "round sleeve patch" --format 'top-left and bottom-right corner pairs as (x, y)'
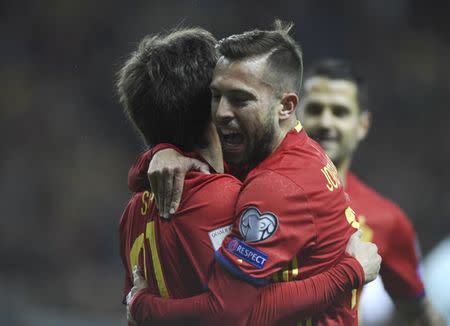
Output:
(239, 207), (278, 242)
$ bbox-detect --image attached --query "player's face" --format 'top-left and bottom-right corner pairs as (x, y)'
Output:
(299, 77), (369, 166)
(210, 56), (280, 166)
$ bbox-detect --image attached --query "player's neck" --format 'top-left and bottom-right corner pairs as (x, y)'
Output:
(196, 123), (224, 173)
(335, 157), (352, 188)
(270, 117), (298, 155)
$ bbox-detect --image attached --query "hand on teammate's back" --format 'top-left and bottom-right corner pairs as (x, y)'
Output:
(126, 266), (147, 326)
(346, 230), (381, 284)
(147, 148), (210, 218)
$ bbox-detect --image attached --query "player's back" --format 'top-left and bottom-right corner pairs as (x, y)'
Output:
(120, 151), (242, 300)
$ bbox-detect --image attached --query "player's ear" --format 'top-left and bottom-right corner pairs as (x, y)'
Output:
(357, 110), (371, 141)
(278, 92), (298, 121)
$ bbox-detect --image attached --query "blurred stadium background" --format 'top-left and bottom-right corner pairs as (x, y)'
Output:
(1, 0), (449, 325)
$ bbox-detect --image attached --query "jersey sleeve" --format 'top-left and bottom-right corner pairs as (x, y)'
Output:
(247, 253), (364, 325)
(119, 200), (134, 303)
(127, 144), (181, 192)
(129, 253), (364, 325)
(216, 170), (316, 285)
(380, 205), (425, 300)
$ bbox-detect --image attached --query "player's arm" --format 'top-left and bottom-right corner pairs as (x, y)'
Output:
(118, 201), (141, 326)
(145, 147), (251, 217)
(127, 235), (373, 325)
(382, 207), (444, 325)
(247, 230), (379, 325)
(127, 173), (377, 325)
(146, 147), (210, 218)
(119, 201), (134, 303)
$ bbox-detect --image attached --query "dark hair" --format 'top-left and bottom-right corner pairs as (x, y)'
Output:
(305, 59), (369, 111)
(217, 20), (303, 94)
(116, 28), (217, 149)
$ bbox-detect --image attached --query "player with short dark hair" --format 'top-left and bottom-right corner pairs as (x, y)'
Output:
(117, 28), (217, 150)
(118, 27), (373, 326)
(299, 58), (444, 325)
(125, 23), (381, 326)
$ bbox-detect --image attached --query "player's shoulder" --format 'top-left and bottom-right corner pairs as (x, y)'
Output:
(348, 173), (395, 207)
(181, 172), (242, 208)
(119, 191), (149, 230)
(256, 129), (328, 172)
(184, 172), (241, 195)
(241, 169), (306, 203)
(347, 173), (413, 228)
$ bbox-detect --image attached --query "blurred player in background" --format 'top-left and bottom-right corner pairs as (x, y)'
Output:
(298, 59), (444, 326)
(117, 27), (379, 326)
(423, 235), (450, 325)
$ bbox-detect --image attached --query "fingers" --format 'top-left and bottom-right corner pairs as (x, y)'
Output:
(147, 154), (209, 218)
(189, 159), (210, 174)
(356, 229), (363, 238)
(160, 168), (168, 218)
(169, 169), (185, 215)
(132, 265), (147, 288)
(349, 229), (362, 240)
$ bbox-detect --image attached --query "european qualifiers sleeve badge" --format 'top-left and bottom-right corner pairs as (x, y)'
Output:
(239, 207), (278, 242)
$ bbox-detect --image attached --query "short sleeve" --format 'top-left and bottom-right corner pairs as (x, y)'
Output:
(216, 170), (316, 285)
(380, 206), (425, 299)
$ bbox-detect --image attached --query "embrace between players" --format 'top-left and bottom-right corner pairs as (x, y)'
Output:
(117, 21), (443, 326)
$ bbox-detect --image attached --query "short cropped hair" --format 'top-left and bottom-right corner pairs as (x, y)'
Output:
(117, 28), (217, 149)
(305, 59), (369, 111)
(216, 20), (303, 94)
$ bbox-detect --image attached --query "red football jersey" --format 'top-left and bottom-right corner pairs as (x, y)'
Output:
(346, 172), (425, 300)
(119, 149), (242, 301)
(217, 122), (360, 326)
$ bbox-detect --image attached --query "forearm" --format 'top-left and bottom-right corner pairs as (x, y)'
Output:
(247, 255), (364, 325)
(130, 264), (259, 326)
(131, 290), (217, 325)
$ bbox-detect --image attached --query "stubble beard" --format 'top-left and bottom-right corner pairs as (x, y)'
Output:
(245, 120), (276, 170)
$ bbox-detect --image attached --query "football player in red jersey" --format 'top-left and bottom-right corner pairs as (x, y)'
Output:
(118, 27), (378, 326)
(123, 23), (381, 326)
(299, 59), (444, 326)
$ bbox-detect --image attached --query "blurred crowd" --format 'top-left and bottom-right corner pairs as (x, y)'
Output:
(1, 0), (449, 325)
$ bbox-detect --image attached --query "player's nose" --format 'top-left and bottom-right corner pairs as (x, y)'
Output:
(318, 108), (334, 128)
(214, 98), (234, 125)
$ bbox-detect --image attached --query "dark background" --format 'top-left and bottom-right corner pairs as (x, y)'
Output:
(1, 0), (449, 325)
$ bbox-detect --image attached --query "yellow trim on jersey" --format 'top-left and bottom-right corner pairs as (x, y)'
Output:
(282, 268), (290, 282)
(130, 233), (144, 272)
(294, 120), (303, 132)
(359, 216), (374, 242)
(292, 256), (299, 278)
(351, 289), (357, 309)
(143, 243), (148, 281)
(297, 318), (312, 326)
(146, 221), (169, 298)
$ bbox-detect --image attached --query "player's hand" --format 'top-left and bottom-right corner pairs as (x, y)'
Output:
(346, 230), (381, 284)
(147, 148), (210, 218)
(126, 266), (148, 326)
